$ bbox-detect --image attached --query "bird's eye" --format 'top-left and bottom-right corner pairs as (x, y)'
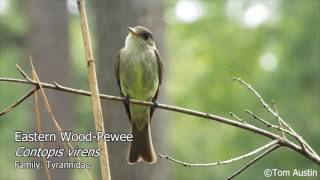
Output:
(142, 33), (150, 40)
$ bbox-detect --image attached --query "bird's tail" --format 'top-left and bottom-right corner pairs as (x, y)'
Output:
(128, 122), (157, 164)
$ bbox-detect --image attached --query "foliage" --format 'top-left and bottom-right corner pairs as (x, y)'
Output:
(166, 0), (319, 179)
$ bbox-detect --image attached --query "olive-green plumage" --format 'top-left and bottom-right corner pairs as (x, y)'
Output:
(114, 26), (162, 164)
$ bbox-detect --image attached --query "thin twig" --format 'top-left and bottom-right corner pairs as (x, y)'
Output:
(159, 140), (279, 167)
(245, 109), (295, 137)
(76, 0), (111, 179)
(230, 112), (248, 124)
(233, 77), (271, 111)
(272, 100), (286, 138)
(30, 59), (94, 180)
(227, 145), (280, 180)
(233, 77), (318, 157)
(0, 87), (37, 116)
(245, 109), (271, 127)
(246, 109), (308, 155)
(16, 64), (33, 81)
(33, 73), (52, 180)
(1, 75), (319, 165)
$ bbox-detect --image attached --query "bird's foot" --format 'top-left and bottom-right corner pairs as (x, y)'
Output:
(123, 96), (130, 106)
(152, 98), (159, 109)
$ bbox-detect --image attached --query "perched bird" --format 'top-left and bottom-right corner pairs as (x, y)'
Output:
(114, 26), (162, 164)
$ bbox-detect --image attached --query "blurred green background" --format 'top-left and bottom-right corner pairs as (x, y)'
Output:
(0, 0), (319, 180)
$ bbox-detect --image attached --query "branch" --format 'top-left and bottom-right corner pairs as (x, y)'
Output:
(159, 140), (279, 167)
(230, 112), (248, 124)
(233, 77), (319, 158)
(76, 0), (111, 179)
(29, 59), (94, 180)
(245, 109), (295, 137)
(1, 68), (319, 180)
(33, 73), (52, 180)
(272, 100), (286, 138)
(0, 87), (37, 116)
(1, 75), (319, 165)
(227, 144), (280, 180)
(245, 109), (307, 151)
(1, 77), (281, 140)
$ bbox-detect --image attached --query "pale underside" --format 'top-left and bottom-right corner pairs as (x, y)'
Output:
(118, 46), (160, 130)
(119, 48), (159, 101)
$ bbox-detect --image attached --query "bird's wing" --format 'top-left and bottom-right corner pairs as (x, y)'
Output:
(155, 49), (163, 85)
(115, 50), (132, 121)
(114, 51), (121, 89)
(150, 49), (163, 118)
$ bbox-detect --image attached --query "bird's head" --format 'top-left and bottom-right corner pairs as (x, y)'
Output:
(125, 26), (155, 50)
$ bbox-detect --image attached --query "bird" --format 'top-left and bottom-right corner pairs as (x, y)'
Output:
(114, 26), (162, 164)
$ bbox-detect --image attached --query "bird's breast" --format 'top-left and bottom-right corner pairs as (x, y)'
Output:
(119, 49), (159, 100)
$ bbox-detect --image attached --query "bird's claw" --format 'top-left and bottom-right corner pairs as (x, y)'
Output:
(123, 96), (130, 106)
(152, 98), (159, 109)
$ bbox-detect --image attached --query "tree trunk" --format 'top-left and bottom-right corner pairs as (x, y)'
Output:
(27, 0), (72, 179)
(94, 0), (168, 179)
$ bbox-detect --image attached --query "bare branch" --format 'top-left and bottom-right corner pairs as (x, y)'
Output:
(33, 75), (52, 180)
(76, 0), (111, 179)
(272, 100), (286, 138)
(245, 109), (295, 137)
(159, 140), (279, 167)
(0, 88), (37, 116)
(16, 64), (32, 82)
(1, 75), (319, 165)
(227, 144), (280, 180)
(1, 78), (281, 140)
(233, 77), (271, 111)
(245, 109), (308, 153)
(29, 59), (94, 180)
(233, 77), (319, 158)
(245, 109), (272, 128)
(230, 112), (248, 124)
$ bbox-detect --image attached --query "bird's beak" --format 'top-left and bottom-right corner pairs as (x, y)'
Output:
(128, 27), (137, 36)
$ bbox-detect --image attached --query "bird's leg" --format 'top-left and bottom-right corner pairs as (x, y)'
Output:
(123, 95), (130, 106)
(152, 97), (159, 109)
(122, 95), (132, 121)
